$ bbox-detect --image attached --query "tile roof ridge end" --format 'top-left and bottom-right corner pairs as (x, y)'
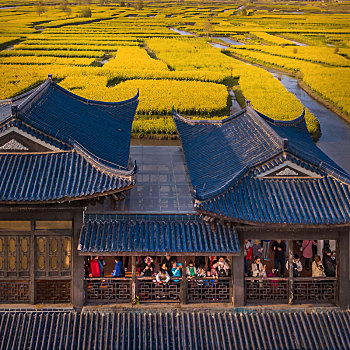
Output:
(17, 79), (51, 113)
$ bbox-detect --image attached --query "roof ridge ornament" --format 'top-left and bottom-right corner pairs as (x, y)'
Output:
(11, 105), (18, 117)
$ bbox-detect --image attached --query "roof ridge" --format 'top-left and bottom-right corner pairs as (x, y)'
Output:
(73, 142), (136, 178)
(17, 79), (51, 113)
(172, 107), (245, 126)
(257, 108), (307, 127)
(52, 82), (139, 106)
(246, 105), (284, 149)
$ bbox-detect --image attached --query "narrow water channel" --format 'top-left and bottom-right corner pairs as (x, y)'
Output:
(271, 73), (350, 173)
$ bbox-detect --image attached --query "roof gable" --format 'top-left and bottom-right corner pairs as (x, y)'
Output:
(257, 160), (322, 179)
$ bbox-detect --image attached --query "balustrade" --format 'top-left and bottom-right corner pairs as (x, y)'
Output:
(187, 277), (231, 303)
(136, 277), (181, 303)
(245, 277), (289, 304)
(293, 278), (336, 304)
(245, 277), (336, 305)
(85, 278), (132, 304)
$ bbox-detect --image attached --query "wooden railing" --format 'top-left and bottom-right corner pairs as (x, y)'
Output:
(136, 277), (181, 303)
(187, 277), (231, 303)
(85, 278), (132, 304)
(245, 277), (289, 304)
(293, 277), (337, 304)
(245, 277), (337, 305)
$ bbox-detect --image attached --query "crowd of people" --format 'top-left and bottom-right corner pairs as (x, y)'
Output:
(86, 255), (231, 283)
(245, 240), (336, 279)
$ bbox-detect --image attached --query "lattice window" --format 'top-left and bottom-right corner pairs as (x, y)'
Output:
(0, 236), (30, 278)
(36, 280), (71, 303)
(0, 280), (30, 303)
(136, 278), (181, 302)
(35, 236), (71, 277)
(187, 278), (231, 303)
(245, 278), (289, 304)
(85, 279), (132, 304)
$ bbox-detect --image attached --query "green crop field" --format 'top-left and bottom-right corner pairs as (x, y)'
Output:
(1, 0), (350, 138)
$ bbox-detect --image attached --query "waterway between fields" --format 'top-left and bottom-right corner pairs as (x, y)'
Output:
(150, 28), (350, 172)
(271, 73), (350, 173)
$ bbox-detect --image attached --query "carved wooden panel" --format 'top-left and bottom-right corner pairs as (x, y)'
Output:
(36, 280), (71, 303)
(0, 280), (30, 303)
(85, 278), (131, 304)
(187, 278), (231, 303)
(137, 278), (180, 302)
(0, 236), (30, 278)
(294, 278), (336, 304)
(245, 278), (289, 304)
(35, 236), (71, 277)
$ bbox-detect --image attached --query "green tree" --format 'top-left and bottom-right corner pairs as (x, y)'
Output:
(79, 6), (92, 17)
(134, 0), (143, 10)
(36, 0), (46, 16)
(204, 19), (212, 37)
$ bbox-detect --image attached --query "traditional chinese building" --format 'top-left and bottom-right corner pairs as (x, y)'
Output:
(0, 76), (138, 308)
(173, 104), (350, 308)
(0, 77), (350, 313)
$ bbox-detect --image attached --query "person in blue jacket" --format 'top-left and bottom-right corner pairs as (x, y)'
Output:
(112, 256), (123, 277)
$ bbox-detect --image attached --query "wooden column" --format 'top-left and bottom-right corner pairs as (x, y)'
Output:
(29, 220), (35, 304)
(288, 240), (293, 304)
(233, 236), (244, 307)
(131, 255), (136, 302)
(181, 256), (187, 304)
(72, 210), (84, 311)
(337, 230), (349, 309)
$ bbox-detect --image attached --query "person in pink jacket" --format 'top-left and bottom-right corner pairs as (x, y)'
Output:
(302, 240), (317, 270)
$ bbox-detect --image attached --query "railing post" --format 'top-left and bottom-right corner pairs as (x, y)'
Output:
(288, 240), (293, 304)
(181, 256), (187, 304)
(131, 255), (136, 303)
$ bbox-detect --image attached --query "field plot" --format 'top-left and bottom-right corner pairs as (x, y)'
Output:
(0, 1), (350, 137)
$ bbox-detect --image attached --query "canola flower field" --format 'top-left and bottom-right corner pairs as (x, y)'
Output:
(1, 0), (350, 138)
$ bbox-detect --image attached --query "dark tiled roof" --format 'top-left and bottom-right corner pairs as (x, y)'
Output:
(198, 169), (350, 225)
(78, 214), (240, 254)
(173, 107), (350, 225)
(1, 310), (350, 349)
(0, 147), (134, 202)
(0, 78), (139, 168)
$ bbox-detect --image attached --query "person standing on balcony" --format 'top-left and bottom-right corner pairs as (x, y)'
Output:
(186, 261), (196, 279)
(271, 240), (286, 276)
(140, 257), (155, 277)
(213, 257), (230, 277)
(161, 255), (174, 273)
(112, 256), (124, 277)
(156, 270), (170, 283)
(244, 240), (253, 275)
(251, 256), (266, 278)
(302, 240), (317, 270)
(252, 240), (263, 260)
(312, 256), (325, 277)
(90, 256), (103, 277)
(286, 254), (303, 277)
(323, 249), (336, 277)
(171, 260), (183, 282)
